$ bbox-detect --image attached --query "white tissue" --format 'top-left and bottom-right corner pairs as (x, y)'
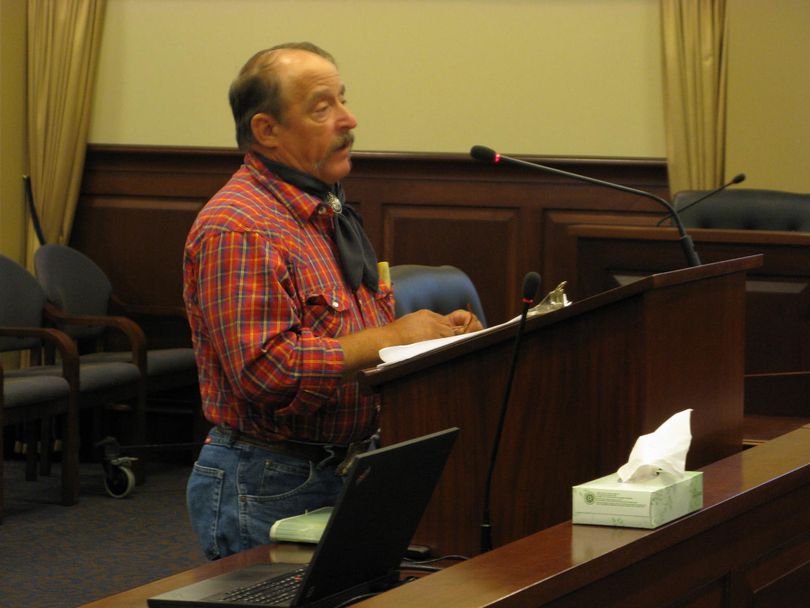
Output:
(616, 409), (693, 483)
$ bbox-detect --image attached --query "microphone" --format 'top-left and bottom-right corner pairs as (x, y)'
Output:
(470, 145), (702, 267)
(656, 173), (747, 226)
(480, 270), (541, 553)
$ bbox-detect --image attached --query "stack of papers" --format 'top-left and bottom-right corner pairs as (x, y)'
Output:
(269, 507), (333, 544)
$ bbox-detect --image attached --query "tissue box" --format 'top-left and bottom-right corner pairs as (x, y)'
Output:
(572, 471), (703, 529)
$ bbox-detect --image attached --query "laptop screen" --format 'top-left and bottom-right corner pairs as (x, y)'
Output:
(148, 427), (459, 608)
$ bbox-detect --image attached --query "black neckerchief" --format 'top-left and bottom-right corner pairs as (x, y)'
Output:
(257, 155), (379, 292)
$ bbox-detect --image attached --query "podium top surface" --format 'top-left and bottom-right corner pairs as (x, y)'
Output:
(360, 255), (762, 388)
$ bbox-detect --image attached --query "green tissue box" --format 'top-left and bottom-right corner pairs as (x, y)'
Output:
(572, 471), (703, 529)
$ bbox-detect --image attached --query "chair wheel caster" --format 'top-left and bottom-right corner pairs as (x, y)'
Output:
(104, 464), (136, 499)
(96, 436), (138, 498)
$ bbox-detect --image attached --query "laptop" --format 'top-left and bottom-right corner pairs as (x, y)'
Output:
(148, 427), (459, 608)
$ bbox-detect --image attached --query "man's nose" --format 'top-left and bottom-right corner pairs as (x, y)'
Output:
(338, 104), (358, 129)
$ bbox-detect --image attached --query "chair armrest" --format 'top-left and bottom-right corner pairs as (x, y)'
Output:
(43, 303), (147, 372)
(0, 325), (81, 386)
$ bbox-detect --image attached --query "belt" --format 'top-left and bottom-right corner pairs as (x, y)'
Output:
(235, 433), (345, 462)
(218, 426), (374, 474)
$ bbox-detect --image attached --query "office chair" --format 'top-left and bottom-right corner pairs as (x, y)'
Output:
(674, 188), (810, 231)
(389, 264), (487, 327)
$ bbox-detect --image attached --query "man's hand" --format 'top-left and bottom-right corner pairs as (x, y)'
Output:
(445, 308), (484, 335)
(337, 308), (482, 374)
(388, 309), (456, 343)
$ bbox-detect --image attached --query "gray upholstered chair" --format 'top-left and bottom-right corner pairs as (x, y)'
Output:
(0, 253), (145, 466)
(389, 264), (487, 327)
(0, 364), (76, 521)
(0, 255), (82, 518)
(674, 188), (810, 231)
(33, 244), (202, 447)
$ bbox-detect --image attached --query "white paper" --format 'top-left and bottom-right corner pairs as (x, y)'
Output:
(616, 409), (693, 483)
(377, 316), (520, 366)
(377, 285), (573, 367)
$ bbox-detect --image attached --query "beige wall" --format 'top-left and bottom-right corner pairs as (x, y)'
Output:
(3, 0), (809, 256)
(726, 0), (810, 191)
(88, 0), (666, 158)
(0, 0), (26, 262)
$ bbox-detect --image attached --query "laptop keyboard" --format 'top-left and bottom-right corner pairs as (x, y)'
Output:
(219, 567), (307, 605)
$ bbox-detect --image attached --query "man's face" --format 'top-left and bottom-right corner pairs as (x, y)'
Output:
(261, 50), (358, 184)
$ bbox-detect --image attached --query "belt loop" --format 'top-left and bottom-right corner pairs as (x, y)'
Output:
(215, 425), (240, 448)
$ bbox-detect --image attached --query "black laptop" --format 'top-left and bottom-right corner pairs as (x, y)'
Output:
(148, 427), (459, 608)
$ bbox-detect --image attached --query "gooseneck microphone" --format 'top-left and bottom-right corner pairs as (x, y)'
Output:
(470, 145), (702, 267)
(480, 271), (541, 553)
(656, 173), (747, 226)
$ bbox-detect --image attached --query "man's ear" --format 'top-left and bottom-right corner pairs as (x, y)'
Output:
(250, 113), (280, 148)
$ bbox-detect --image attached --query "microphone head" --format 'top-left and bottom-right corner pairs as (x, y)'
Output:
(732, 173), (746, 184)
(470, 145), (500, 163)
(521, 271), (542, 303)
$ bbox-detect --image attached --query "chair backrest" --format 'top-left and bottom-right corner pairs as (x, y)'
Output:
(389, 264), (487, 327)
(0, 254), (48, 353)
(674, 188), (810, 231)
(34, 244), (113, 340)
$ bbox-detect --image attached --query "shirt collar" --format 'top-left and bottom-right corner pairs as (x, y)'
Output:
(253, 153), (346, 211)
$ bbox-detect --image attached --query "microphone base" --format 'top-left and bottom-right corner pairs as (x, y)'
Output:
(480, 523), (493, 553)
(680, 235), (702, 267)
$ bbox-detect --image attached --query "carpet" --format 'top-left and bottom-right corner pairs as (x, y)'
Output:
(0, 457), (205, 607)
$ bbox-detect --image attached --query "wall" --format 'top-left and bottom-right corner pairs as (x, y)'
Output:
(5, 1), (810, 260)
(88, 0), (666, 158)
(726, 0), (810, 191)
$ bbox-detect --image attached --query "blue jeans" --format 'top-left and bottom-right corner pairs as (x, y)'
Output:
(187, 427), (347, 560)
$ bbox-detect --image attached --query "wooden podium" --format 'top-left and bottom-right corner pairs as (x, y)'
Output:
(359, 256), (760, 557)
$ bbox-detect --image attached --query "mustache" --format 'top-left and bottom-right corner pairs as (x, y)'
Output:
(329, 132), (354, 153)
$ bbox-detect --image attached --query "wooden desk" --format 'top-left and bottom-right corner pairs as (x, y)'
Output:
(81, 426), (810, 608)
(358, 425), (810, 607)
(571, 224), (810, 418)
(78, 544), (311, 608)
(742, 414), (810, 446)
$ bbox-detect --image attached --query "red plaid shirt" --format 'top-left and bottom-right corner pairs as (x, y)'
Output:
(183, 153), (394, 444)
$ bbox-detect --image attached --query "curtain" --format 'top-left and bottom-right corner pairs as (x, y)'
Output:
(660, 0), (728, 196)
(26, 0), (105, 264)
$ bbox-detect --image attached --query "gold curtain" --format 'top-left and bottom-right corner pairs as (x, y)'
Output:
(26, 0), (105, 262)
(660, 0), (728, 196)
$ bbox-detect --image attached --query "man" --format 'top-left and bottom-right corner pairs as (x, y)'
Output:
(183, 42), (481, 559)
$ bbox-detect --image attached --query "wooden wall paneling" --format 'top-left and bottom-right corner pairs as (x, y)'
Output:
(382, 204), (520, 326)
(746, 278), (810, 374)
(71, 195), (199, 307)
(74, 146), (241, 307)
(542, 208), (661, 294)
(345, 152), (669, 321)
(74, 145), (668, 352)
